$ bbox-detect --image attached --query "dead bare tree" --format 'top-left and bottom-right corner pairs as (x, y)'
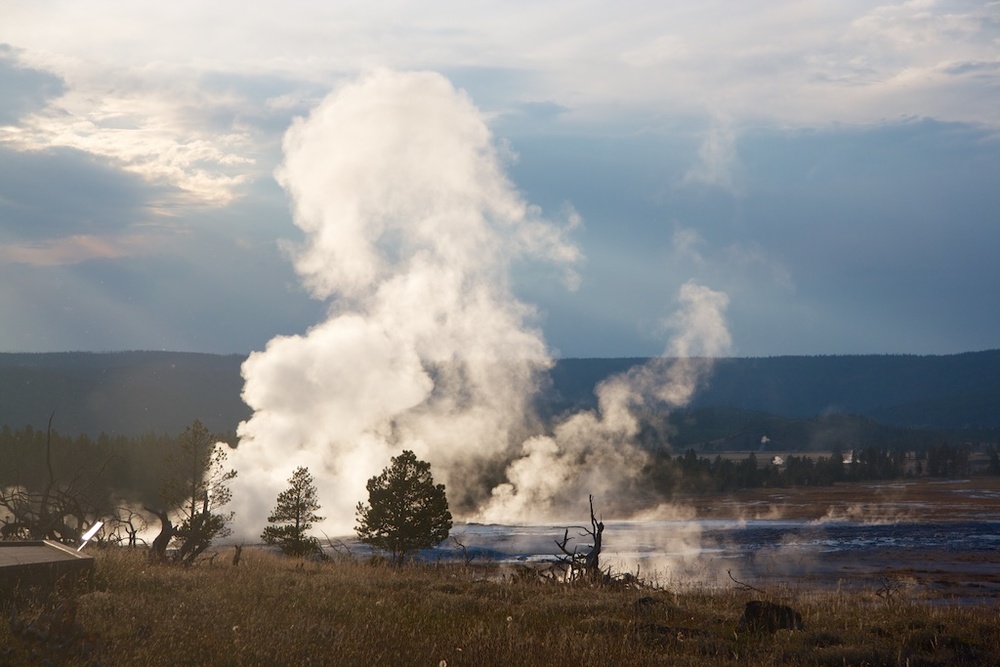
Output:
(322, 533), (354, 562)
(0, 414), (109, 544)
(451, 535), (476, 567)
(554, 494), (605, 582)
(874, 571), (909, 606)
(145, 507), (175, 561)
(104, 507), (149, 547)
(727, 569), (769, 597)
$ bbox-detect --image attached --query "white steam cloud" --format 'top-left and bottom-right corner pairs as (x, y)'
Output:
(480, 281), (730, 524)
(230, 70), (730, 539)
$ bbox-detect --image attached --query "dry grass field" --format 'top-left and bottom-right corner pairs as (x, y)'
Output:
(3, 542), (999, 666)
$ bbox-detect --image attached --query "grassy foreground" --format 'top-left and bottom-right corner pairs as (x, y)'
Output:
(3, 547), (998, 666)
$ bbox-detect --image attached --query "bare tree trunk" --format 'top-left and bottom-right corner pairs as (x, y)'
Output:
(582, 494), (604, 578)
(555, 494), (605, 582)
(146, 507), (174, 561)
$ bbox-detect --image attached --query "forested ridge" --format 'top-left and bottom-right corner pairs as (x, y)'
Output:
(0, 351), (249, 436)
(1, 351), (998, 544)
(547, 350), (1000, 430)
(1, 350), (998, 438)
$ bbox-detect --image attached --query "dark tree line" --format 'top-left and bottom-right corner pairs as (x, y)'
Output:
(921, 443), (973, 477)
(1, 416), (996, 551)
(642, 443), (995, 497)
(0, 423), (200, 509)
(2, 418), (454, 565)
(1, 419), (237, 557)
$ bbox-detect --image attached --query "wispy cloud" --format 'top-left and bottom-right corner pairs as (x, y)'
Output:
(0, 233), (150, 266)
(682, 113), (740, 193)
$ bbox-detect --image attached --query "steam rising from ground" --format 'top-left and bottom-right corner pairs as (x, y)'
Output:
(480, 281), (730, 523)
(231, 70), (730, 538)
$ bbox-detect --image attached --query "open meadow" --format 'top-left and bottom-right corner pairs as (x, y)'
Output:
(3, 477), (1000, 666)
(3, 547), (1000, 667)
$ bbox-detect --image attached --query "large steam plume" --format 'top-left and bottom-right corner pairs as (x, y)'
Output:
(231, 70), (730, 538)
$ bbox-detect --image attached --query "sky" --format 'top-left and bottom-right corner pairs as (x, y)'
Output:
(2, 1), (999, 358)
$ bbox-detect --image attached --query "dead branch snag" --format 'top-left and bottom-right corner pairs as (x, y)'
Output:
(319, 533), (355, 562)
(451, 536), (476, 567)
(874, 571), (909, 606)
(145, 507), (175, 562)
(0, 414), (109, 545)
(727, 569), (769, 597)
(105, 506), (148, 547)
(554, 494), (605, 583)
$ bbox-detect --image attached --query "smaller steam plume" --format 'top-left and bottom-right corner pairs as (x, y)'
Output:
(230, 70), (731, 541)
(479, 281), (731, 523)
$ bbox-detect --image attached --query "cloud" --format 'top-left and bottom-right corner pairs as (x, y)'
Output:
(1, 2), (997, 362)
(511, 101), (572, 123)
(4, 98), (256, 208)
(681, 113), (739, 193)
(4, 2), (998, 134)
(0, 234), (146, 266)
(0, 47), (268, 208)
(0, 44), (66, 124)
(620, 33), (691, 68)
(671, 227), (706, 267)
(0, 145), (179, 266)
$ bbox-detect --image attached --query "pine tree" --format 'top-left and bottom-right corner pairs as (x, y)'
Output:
(261, 466), (324, 557)
(355, 450), (452, 564)
(159, 419), (237, 564)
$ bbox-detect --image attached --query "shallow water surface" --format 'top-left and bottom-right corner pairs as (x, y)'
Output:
(441, 517), (1000, 602)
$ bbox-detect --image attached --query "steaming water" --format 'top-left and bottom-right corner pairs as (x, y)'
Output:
(445, 520), (1000, 564)
(387, 519), (1000, 600)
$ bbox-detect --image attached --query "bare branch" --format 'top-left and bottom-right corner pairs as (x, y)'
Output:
(728, 569), (769, 597)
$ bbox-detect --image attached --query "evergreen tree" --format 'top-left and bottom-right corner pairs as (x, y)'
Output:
(159, 419), (237, 564)
(355, 450), (452, 564)
(262, 466), (324, 556)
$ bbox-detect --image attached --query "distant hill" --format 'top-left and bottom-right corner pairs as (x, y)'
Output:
(0, 352), (249, 436)
(1, 350), (997, 438)
(547, 351), (1000, 431)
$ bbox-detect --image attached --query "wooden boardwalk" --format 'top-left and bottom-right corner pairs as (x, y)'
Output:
(0, 541), (94, 593)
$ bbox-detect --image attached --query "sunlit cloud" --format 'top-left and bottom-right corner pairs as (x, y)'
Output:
(0, 42), (266, 208)
(2, 87), (256, 208)
(4, 2), (998, 133)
